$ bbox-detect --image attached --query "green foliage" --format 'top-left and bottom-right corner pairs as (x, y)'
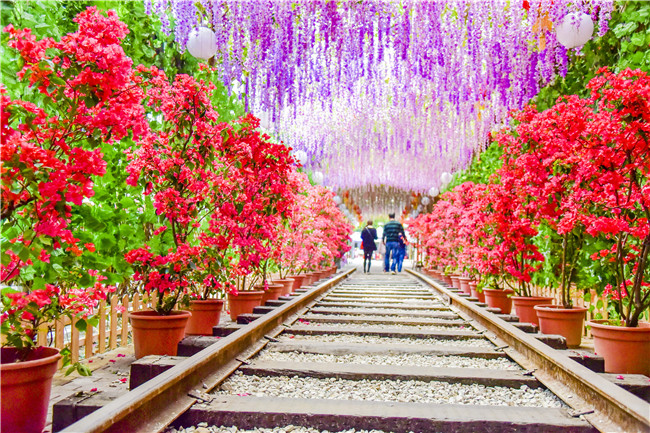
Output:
(446, 142), (503, 192)
(534, 1), (650, 111)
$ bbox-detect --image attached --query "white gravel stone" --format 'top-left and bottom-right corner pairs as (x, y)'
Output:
(279, 333), (494, 348)
(323, 297), (442, 305)
(216, 372), (563, 408)
(255, 351), (520, 370)
(309, 314), (461, 322)
(167, 427), (401, 433)
(292, 321), (467, 331)
(314, 307), (448, 315)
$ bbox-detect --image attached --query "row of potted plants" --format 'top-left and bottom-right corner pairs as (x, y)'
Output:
(0, 9), (351, 433)
(409, 68), (650, 377)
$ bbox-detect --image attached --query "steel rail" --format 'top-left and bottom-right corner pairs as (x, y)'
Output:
(407, 269), (650, 433)
(60, 268), (356, 433)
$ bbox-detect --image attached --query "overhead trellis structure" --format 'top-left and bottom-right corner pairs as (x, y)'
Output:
(147, 0), (613, 196)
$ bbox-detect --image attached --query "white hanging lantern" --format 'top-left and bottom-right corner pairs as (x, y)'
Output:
(441, 172), (453, 185)
(293, 150), (307, 165)
(333, 195), (342, 204)
(555, 13), (594, 49)
(313, 171), (324, 185)
(421, 196), (431, 206)
(428, 187), (439, 197)
(186, 27), (218, 60)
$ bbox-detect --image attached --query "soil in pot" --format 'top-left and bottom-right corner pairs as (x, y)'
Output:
(511, 296), (555, 326)
(130, 310), (191, 359)
(588, 320), (650, 375)
(1, 346), (61, 433)
(227, 291), (263, 321)
(483, 288), (514, 314)
(534, 305), (587, 348)
(185, 299), (224, 335)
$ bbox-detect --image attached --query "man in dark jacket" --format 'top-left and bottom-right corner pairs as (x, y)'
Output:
(382, 213), (405, 274)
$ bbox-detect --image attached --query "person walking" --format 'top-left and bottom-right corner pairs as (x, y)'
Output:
(395, 232), (407, 272)
(360, 220), (378, 273)
(382, 213), (405, 274)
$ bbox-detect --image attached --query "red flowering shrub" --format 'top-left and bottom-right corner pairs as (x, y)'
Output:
(1, 8), (144, 360)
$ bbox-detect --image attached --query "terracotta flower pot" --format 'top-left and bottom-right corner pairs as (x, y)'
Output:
(302, 273), (315, 286)
(450, 275), (461, 289)
(469, 282), (485, 303)
(185, 299), (225, 336)
(273, 278), (295, 296)
(511, 296), (555, 326)
(227, 290), (264, 321)
(290, 275), (306, 292)
(442, 274), (453, 285)
(130, 310), (191, 359)
(534, 305), (587, 348)
(260, 283), (285, 304)
(588, 320), (650, 375)
(1, 346), (61, 433)
(459, 277), (471, 294)
(483, 288), (514, 314)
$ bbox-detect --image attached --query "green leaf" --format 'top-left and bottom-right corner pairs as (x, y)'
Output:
(612, 22), (638, 38)
(630, 32), (646, 46)
(75, 318), (87, 332)
(32, 277), (45, 290)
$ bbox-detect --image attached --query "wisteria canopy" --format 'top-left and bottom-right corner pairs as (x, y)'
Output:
(147, 0), (613, 215)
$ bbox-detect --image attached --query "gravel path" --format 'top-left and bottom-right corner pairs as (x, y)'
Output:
(167, 426), (398, 433)
(278, 333), (494, 348)
(216, 372), (563, 408)
(292, 321), (468, 331)
(255, 351), (520, 370)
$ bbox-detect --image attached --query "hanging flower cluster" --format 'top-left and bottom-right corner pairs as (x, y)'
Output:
(147, 0), (613, 193)
(411, 69), (649, 326)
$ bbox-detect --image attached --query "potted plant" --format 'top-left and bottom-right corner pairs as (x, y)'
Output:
(1, 9), (141, 432)
(497, 95), (595, 347)
(124, 67), (234, 356)
(577, 69), (650, 375)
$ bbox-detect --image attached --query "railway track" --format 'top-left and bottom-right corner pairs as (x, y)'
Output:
(58, 268), (650, 433)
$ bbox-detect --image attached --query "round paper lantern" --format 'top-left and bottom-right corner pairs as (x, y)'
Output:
(293, 150), (307, 165)
(441, 172), (453, 185)
(428, 187), (439, 197)
(186, 27), (217, 60)
(333, 195), (342, 204)
(313, 171), (324, 185)
(555, 13), (594, 49)
(421, 197), (430, 206)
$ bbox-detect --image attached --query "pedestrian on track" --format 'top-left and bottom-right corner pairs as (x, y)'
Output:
(395, 232), (407, 273)
(360, 219), (378, 273)
(382, 212), (405, 274)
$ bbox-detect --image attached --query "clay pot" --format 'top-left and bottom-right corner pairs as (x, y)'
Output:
(185, 299), (224, 335)
(450, 275), (461, 289)
(260, 283), (285, 304)
(459, 277), (471, 294)
(129, 310), (191, 359)
(273, 278), (295, 296)
(289, 275), (306, 292)
(227, 291), (264, 321)
(511, 296), (555, 326)
(483, 288), (514, 314)
(1, 346), (61, 433)
(534, 305), (587, 348)
(442, 274), (453, 286)
(469, 281), (485, 303)
(302, 273), (315, 286)
(588, 320), (650, 375)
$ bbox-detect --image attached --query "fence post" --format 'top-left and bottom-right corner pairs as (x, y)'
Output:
(109, 296), (118, 350)
(98, 300), (106, 354)
(70, 316), (79, 364)
(121, 294), (129, 347)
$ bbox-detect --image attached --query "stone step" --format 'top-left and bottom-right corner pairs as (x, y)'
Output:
(177, 395), (596, 433)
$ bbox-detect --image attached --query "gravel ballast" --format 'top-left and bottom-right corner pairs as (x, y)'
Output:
(292, 321), (468, 331)
(308, 314), (461, 322)
(216, 372), (563, 408)
(166, 426), (397, 433)
(254, 351), (520, 370)
(278, 334), (494, 348)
